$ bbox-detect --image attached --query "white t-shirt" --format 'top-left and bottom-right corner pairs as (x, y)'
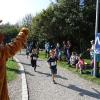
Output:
(90, 44), (95, 57)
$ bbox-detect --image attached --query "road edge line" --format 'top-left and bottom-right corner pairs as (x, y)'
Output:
(14, 57), (28, 100)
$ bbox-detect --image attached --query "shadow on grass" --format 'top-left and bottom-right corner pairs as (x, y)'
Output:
(83, 70), (100, 77)
(83, 70), (91, 75)
(7, 67), (34, 76)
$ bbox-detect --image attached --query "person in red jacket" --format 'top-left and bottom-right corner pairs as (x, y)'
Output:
(0, 27), (29, 100)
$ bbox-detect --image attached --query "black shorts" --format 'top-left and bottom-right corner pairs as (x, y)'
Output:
(46, 50), (49, 54)
(26, 52), (29, 55)
(50, 66), (57, 74)
(31, 60), (36, 67)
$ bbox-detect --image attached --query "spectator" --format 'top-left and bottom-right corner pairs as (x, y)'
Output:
(90, 40), (95, 60)
(70, 52), (78, 66)
(45, 42), (50, 58)
(87, 40), (95, 67)
(56, 43), (61, 60)
(62, 41), (66, 56)
(76, 55), (85, 74)
(66, 40), (72, 64)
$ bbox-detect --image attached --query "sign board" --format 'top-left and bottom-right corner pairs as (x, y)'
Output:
(95, 33), (100, 61)
(95, 33), (100, 54)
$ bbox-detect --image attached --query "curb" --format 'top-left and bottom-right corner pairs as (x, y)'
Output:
(14, 57), (28, 100)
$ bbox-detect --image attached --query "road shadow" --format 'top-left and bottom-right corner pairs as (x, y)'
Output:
(92, 88), (100, 94)
(36, 71), (68, 80)
(36, 71), (51, 77)
(67, 84), (100, 99)
(56, 75), (68, 80)
(7, 67), (34, 76)
(15, 61), (31, 66)
(56, 83), (68, 88)
(16, 61), (40, 67)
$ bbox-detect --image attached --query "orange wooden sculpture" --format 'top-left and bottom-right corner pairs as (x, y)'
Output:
(0, 27), (29, 100)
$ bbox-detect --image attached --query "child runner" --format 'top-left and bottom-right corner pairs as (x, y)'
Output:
(30, 49), (38, 71)
(47, 48), (58, 84)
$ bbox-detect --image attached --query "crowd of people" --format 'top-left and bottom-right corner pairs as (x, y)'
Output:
(45, 41), (72, 63)
(25, 39), (95, 84)
(44, 40), (95, 74)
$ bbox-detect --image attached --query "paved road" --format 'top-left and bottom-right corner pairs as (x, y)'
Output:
(15, 50), (100, 100)
(8, 70), (22, 100)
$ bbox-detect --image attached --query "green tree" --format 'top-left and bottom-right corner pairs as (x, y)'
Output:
(30, 0), (96, 52)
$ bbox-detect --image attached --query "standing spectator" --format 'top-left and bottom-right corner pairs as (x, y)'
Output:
(70, 52), (78, 66)
(56, 43), (61, 60)
(45, 42), (50, 58)
(87, 40), (95, 67)
(62, 41), (67, 61)
(49, 45), (56, 57)
(62, 41), (66, 55)
(66, 40), (72, 64)
(28, 40), (36, 53)
(47, 49), (58, 84)
(0, 27), (29, 100)
(90, 40), (95, 60)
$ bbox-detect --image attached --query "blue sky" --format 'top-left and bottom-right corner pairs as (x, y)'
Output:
(0, 0), (55, 24)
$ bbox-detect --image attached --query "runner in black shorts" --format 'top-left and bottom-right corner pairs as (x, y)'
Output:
(30, 49), (38, 71)
(47, 47), (58, 84)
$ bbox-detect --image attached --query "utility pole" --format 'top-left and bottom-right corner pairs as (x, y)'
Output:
(93, 0), (99, 77)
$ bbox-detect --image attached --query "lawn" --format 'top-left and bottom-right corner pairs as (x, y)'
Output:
(7, 58), (18, 82)
(39, 51), (100, 85)
(39, 50), (47, 60)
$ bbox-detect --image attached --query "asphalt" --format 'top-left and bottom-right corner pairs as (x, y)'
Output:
(9, 49), (100, 100)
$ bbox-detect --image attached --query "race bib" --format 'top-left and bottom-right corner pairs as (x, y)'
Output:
(51, 62), (56, 66)
(33, 57), (37, 60)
